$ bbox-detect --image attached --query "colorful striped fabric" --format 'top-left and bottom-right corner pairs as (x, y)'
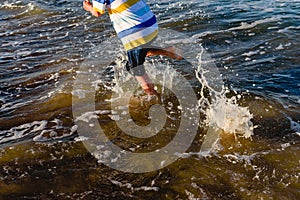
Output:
(92, 0), (158, 50)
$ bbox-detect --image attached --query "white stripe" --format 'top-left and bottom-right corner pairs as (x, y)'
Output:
(111, 16), (135, 34)
(120, 24), (158, 44)
(110, 0), (128, 9)
(92, 0), (106, 12)
(112, 10), (154, 33)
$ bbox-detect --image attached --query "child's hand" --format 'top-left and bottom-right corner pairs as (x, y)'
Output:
(83, 0), (101, 17)
(83, 0), (92, 12)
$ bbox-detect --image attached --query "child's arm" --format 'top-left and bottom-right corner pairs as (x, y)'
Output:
(83, 0), (101, 17)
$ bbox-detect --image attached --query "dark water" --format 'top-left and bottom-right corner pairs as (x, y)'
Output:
(0, 0), (299, 199)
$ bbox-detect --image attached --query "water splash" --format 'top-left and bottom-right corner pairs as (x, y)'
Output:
(110, 42), (254, 155)
(110, 46), (254, 155)
(195, 45), (254, 154)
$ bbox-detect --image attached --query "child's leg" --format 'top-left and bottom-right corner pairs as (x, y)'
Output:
(146, 46), (183, 60)
(126, 45), (183, 96)
(126, 48), (159, 96)
(134, 73), (158, 96)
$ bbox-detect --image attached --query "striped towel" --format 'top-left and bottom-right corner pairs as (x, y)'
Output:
(92, 0), (158, 50)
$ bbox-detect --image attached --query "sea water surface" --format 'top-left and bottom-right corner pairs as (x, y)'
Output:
(0, 0), (299, 199)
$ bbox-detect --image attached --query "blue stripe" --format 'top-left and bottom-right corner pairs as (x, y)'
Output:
(94, 0), (114, 5)
(133, 4), (150, 17)
(106, 0), (115, 5)
(112, 5), (151, 30)
(94, 0), (106, 4)
(117, 15), (157, 38)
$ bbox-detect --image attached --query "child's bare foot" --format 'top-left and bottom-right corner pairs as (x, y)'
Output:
(164, 46), (183, 60)
(135, 74), (159, 96)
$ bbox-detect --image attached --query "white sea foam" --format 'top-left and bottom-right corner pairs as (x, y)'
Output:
(288, 117), (300, 136)
(109, 179), (159, 192)
(0, 117), (80, 144)
(1, 2), (27, 9)
(74, 135), (89, 142)
(275, 44), (284, 50)
(1, 100), (34, 113)
(75, 110), (111, 123)
(71, 89), (89, 99)
(192, 17), (278, 39)
(0, 120), (47, 143)
(33, 122), (77, 142)
(242, 50), (260, 57)
(228, 17), (278, 31)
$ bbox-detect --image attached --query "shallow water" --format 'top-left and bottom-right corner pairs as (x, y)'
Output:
(0, 0), (299, 199)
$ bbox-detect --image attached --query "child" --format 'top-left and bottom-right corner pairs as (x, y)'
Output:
(83, 0), (182, 96)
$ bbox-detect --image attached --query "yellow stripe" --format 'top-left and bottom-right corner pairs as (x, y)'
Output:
(93, 7), (105, 14)
(123, 30), (158, 50)
(110, 0), (140, 14)
(108, 8), (112, 15)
